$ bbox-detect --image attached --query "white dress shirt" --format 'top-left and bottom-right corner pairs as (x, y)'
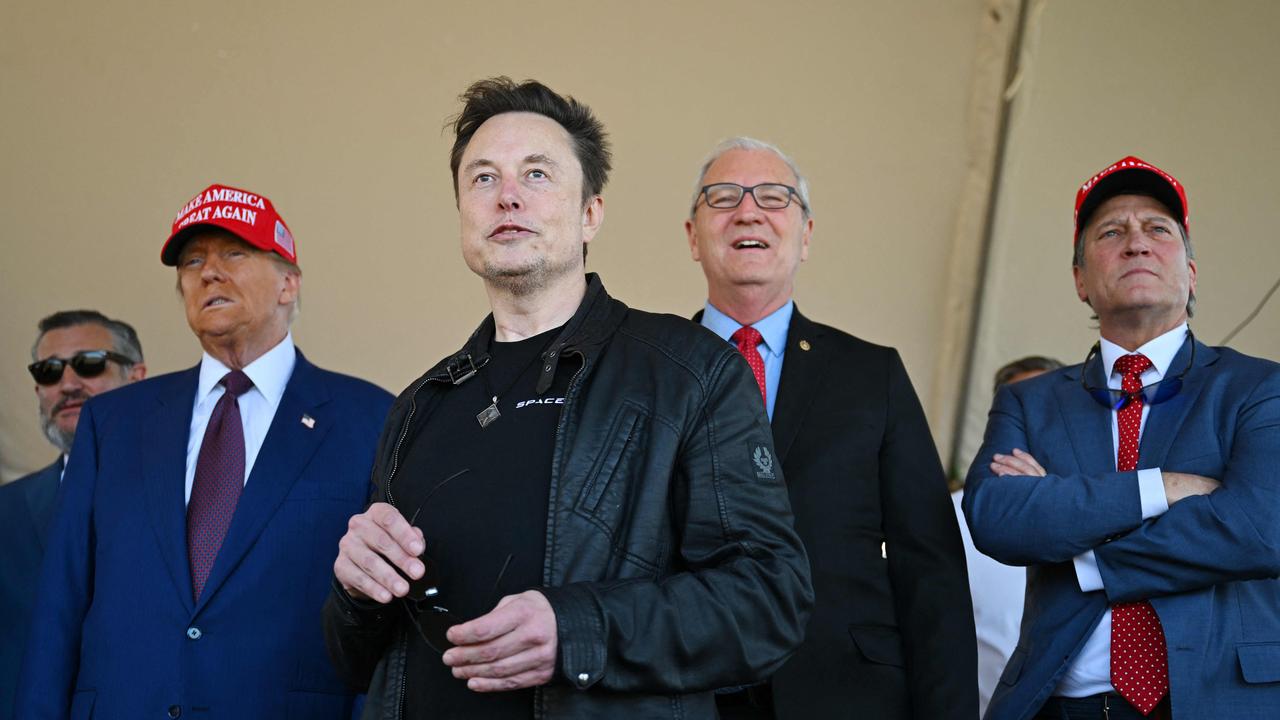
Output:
(1057, 323), (1187, 697)
(184, 334), (296, 505)
(953, 489), (1025, 716)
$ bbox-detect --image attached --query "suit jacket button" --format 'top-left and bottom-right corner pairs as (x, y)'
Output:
(186, 626), (202, 640)
(168, 705), (182, 718)
(576, 672), (589, 685)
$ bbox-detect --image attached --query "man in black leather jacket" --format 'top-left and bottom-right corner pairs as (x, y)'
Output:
(321, 78), (812, 719)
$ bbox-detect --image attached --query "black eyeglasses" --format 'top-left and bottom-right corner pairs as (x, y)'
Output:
(695, 183), (808, 213)
(1080, 329), (1196, 411)
(29, 350), (134, 385)
(393, 469), (513, 654)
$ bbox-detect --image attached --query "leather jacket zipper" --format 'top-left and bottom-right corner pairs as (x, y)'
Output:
(384, 374), (430, 508)
(383, 357), (489, 717)
(384, 357), (489, 506)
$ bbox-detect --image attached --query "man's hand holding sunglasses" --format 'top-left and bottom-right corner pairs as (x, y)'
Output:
(334, 502), (426, 603)
(442, 590), (557, 692)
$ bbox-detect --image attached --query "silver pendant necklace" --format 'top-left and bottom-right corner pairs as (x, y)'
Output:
(475, 335), (555, 428)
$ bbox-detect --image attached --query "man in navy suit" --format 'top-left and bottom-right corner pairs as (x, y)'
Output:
(18, 184), (393, 719)
(964, 156), (1280, 719)
(1, 310), (145, 720)
(686, 137), (977, 719)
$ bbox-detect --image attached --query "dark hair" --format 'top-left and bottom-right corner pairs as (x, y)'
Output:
(993, 355), (1063, 391)
(448, 77), (612, 207)
(33, 309), (144, 364)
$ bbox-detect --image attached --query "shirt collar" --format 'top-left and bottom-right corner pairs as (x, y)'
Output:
(196, 333), (296, 407)
(701, 300), (794, 358)
(1099, 322), (1188, 381)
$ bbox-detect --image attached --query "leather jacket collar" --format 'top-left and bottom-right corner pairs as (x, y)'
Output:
(426, 273), (625, 394)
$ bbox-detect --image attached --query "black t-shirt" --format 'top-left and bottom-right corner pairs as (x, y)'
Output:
(394, 325), (569, 719)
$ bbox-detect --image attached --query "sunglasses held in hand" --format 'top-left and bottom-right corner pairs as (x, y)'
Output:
(29, 350), (134, 385)
(391, 469), (514, 655)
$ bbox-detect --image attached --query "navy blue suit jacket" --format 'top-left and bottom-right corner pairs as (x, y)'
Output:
(17, 351), (392, 720)
(964, 338), (1280, 719)
(0, 458), (60, 720)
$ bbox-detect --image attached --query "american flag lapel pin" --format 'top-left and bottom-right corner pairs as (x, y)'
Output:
(301, 414), (316, 429)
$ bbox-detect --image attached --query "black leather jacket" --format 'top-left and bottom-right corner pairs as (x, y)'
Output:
(322, 274), (812, 719)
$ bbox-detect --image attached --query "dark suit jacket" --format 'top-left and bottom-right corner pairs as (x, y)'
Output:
(964, 338), (1280, 720)
(0, 458), (60, 720)
(17, 351), (392, 720)
(705, 307), (978, 719)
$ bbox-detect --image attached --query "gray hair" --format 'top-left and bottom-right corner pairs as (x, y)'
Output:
(32, 309), (144, 366)
(1072, 196), (1196, 318)
(689, 137), (812, 219)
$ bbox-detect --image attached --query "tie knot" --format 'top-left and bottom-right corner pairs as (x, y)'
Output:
(220, 370), (253, 398)
(731, 325), (763, 351)
(1114, 353), (1153, 378)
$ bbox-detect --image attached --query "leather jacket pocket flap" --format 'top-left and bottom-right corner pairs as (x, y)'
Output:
(1238, 643), (1280, 684)
(848, 624), (905, 667)
(578, 402), (647, 514)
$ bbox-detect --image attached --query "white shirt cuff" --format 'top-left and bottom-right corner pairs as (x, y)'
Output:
(1074, 551), (1104, 592)
(1137, 468), (1169, 519)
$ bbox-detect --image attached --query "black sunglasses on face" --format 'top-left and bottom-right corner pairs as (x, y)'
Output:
(29, 350), (133, 385)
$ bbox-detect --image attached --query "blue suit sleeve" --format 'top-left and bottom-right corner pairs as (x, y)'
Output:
(16, 401), (99, 719)
(1095, 371), (1280, 602)
(962, 384), (1145, 566)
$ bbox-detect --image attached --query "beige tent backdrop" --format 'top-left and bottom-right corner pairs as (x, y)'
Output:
(2, 1), (1277, 483)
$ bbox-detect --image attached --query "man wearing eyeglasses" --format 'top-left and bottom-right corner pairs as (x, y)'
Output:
(963, 156), (1280, 720)
(685, 138), (976, 720)
(323, 79), (812, 719)
(0, 310), (144, 720)
(17, 186), (393, 720)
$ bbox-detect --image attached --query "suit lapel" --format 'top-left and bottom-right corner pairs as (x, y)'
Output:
(771, 309), (830, 465)
(142, 367), (201, 611)
(1136, 338), (1214, 467)
(194, 352), (332, 612)
(1055, 360), (1117, 475)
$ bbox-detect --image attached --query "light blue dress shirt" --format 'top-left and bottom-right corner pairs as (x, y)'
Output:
(699, 301), (793, 420)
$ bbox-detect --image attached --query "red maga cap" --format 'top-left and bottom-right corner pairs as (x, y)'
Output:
(161, 183), (297, 266)
(1073, 155), (1188, 244)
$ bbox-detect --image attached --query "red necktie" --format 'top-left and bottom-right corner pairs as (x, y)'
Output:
(731, 326), (767, 408)
(1109, 353), (1169, 715)
(187, 370), (253, 601)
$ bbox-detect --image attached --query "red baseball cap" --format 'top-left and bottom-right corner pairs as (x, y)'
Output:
(1073, 155), (1188, 244)
(161, 183), (297, 266)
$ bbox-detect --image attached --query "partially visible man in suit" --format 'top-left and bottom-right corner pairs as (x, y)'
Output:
(1, 310), (144, 720)
(953, 355), (1062, 718)
(964, 156), (1280, 719)
(18, 185), (393, 719)
(686, 137), (977, 720)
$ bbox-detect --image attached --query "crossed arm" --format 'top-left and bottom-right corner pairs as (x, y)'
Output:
(965, 373), (1280, 602)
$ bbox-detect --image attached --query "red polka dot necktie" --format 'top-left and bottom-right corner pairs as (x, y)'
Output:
(187, 370), (253, 601)
(731, 325), (767, 408)
(1110, 353), (1169, 715)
